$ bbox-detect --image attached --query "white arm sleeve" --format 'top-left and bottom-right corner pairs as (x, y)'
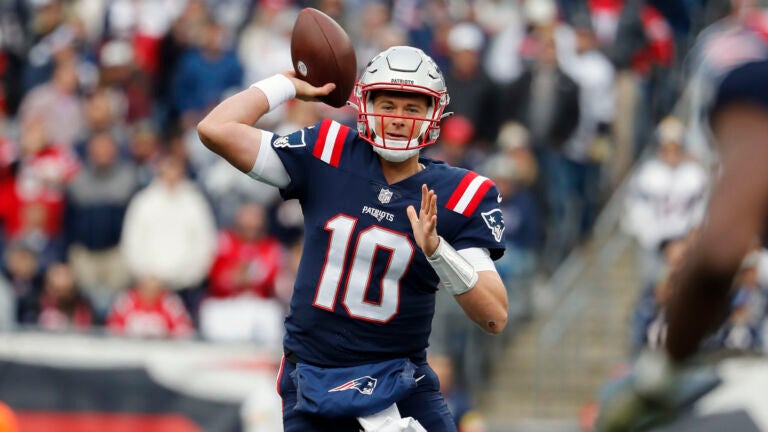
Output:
(458, 247), (497, 272)
(246, 131), (291, 188)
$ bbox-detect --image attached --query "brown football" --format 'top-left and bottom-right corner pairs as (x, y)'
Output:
(290, 8), (357, 108)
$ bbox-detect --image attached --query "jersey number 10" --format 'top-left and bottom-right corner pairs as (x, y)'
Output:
(313, 214), (415, 323)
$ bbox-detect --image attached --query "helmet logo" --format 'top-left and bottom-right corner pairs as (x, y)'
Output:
(390, 78), (414, 84)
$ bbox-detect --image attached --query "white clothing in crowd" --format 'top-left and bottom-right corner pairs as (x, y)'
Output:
(121, 179), (217, 290)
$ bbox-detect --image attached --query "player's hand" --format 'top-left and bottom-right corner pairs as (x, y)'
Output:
(282, 71), (336, 102)
(407, 184), (440, 257)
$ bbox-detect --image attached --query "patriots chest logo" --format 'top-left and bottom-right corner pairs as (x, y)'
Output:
(328, 376), (378, 395)
(481, 209), (505, 242)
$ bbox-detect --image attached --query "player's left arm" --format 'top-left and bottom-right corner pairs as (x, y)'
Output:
(407, 185), (508, 334)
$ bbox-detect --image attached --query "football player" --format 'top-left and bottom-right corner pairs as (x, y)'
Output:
(197, 46), (508, 431)
(597, 4), (768, 431)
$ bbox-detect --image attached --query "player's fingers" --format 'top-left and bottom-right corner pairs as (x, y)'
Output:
(420, 184), (428, 212)
(316, 83), (336, 95)
(406, 205), (419, 226)
(429, 190), (437, 215)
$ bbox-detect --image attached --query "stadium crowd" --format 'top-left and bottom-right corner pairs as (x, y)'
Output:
(3, 0), (768, 423)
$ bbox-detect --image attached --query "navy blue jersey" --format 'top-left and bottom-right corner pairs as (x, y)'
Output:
(270, 119), (505, 367)
(690, 11), (768, 118)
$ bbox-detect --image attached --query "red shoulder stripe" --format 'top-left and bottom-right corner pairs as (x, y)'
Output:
(446, 171), (479, 210)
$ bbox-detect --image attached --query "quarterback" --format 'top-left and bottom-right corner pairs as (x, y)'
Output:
(198, 46), (508, 431)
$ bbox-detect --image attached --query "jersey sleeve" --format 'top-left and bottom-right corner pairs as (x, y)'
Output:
(445, 174), (506, 260)
(270, 119), (352, 200)
(268, 121), (321, 200)
(713, 59), (768, 116)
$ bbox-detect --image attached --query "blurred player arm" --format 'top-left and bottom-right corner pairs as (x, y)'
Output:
(197, 73), (334, 175)
(666, 103), (768, 363)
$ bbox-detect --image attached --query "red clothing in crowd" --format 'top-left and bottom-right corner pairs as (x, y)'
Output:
(107, 289), (193, 338)
(208, 230), (283, 299)
(1, 143), (79, 236)
(37, 294), (93, 332)
(588, 0), (674, 75)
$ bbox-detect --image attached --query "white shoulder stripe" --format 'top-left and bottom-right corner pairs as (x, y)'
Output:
(453, 175), (489, 215)
(320, 121), (342, 164)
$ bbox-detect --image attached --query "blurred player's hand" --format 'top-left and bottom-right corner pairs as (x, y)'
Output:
(407, 184), (440, 257)
(282, 71), (336, 103)
(595, 350), (719, 432)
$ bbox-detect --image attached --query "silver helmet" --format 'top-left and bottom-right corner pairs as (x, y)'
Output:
(354, 46), (450, 162)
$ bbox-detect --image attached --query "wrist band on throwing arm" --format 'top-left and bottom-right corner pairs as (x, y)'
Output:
(250, 74), (296, 112)
(426, 236), (478, 296)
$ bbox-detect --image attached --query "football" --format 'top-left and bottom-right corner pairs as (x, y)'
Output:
(290, 8), (357, 108)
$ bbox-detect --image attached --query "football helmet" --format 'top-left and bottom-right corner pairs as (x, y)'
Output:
(354, 46), (450, 162)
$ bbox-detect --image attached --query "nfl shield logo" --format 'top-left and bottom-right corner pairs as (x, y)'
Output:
(378, 188), (393, 204)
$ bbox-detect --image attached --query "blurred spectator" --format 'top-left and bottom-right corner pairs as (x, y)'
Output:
(352, 1), (396, 71)
(19, 57), (83, 147)
(120, 155), (216, 318)
(207, 203), (283, 299)
(21, 0), (75, 92)
(0, 1), (29, 116)
(107, 275), (193, 338)
(65, 131), (137, 318)
(105, 0), (188, 76)
(499, 25), (581, 272)
(127, 120), (162, 189)
(156, 1), (209, 128)
(443, 22), (499, 145)
(199, 202), (284, 343)
(171, 19), (243, 129)
(425, 115), (485, 170)
(430, 353), (487, 432)
(0, 273), (12, 331)
(629, 232), (692, 355)
(482, 0), (526, 85)
(8, 115), (79, 238)
(237, 0), (295, 86)
(37, 263), (93, 331)
(97, 39), (154, 124)
(709, 249), (766, 352)
(587, 0), (675, 175)
(622, 117), (708, 286)
(75, 88), (127, 152)
(11, 202), (65, 271)
(548, 17), (616, 258)
(496, 121), (538, 187)
(482, 135), (541, 323)
(2, 239), (43, 324)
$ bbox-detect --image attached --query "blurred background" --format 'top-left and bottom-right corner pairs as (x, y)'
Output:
(0, 0), (766, 431)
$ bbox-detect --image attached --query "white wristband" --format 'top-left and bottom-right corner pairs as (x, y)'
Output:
(426, 236), (478, 296)
(250, 74), (296, 112)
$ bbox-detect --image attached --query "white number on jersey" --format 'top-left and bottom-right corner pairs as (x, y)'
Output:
(313, 214), (414, 323)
